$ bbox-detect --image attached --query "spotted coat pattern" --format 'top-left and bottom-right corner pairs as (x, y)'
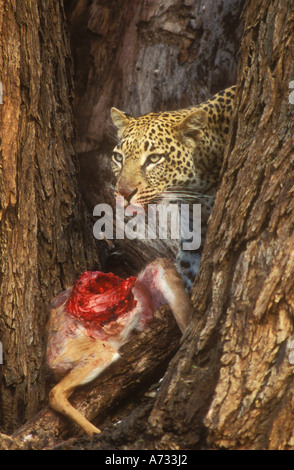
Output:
(110, 86), (236, 292)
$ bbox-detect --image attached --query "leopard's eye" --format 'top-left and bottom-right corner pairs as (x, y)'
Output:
(149, 154), (161, 163)
(146, 154), (165, 165)
(112, 152), (123, 164)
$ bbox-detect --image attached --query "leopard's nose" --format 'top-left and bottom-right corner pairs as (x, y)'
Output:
(117, 182), (138, 203)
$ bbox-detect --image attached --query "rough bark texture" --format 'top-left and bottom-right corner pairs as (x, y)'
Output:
(0, 0), (100, 434)
(66, 0), (242, 154)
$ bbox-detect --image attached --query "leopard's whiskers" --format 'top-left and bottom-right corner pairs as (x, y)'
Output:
(153, 187), (215, 205)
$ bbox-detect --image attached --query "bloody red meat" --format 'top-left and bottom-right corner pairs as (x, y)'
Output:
(66, 271), (138, 331)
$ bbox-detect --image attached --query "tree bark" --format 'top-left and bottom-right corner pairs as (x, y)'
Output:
(0, 0), (99, 434)
(66, 0), (242, 154)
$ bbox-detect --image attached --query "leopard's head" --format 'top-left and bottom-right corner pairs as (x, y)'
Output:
(110, 106), (208, 207)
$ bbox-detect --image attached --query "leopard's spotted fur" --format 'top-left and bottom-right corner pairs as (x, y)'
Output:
(110, 86), (235, 292)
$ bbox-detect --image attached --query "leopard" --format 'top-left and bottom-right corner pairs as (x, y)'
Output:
(110, 86), (236, 293)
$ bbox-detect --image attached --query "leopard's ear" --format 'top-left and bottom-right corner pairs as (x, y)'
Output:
(175, 108), (208, 147)
(111, 108), (132, 138)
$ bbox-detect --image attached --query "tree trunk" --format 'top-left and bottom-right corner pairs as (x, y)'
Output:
(0, 0), (99, 434)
